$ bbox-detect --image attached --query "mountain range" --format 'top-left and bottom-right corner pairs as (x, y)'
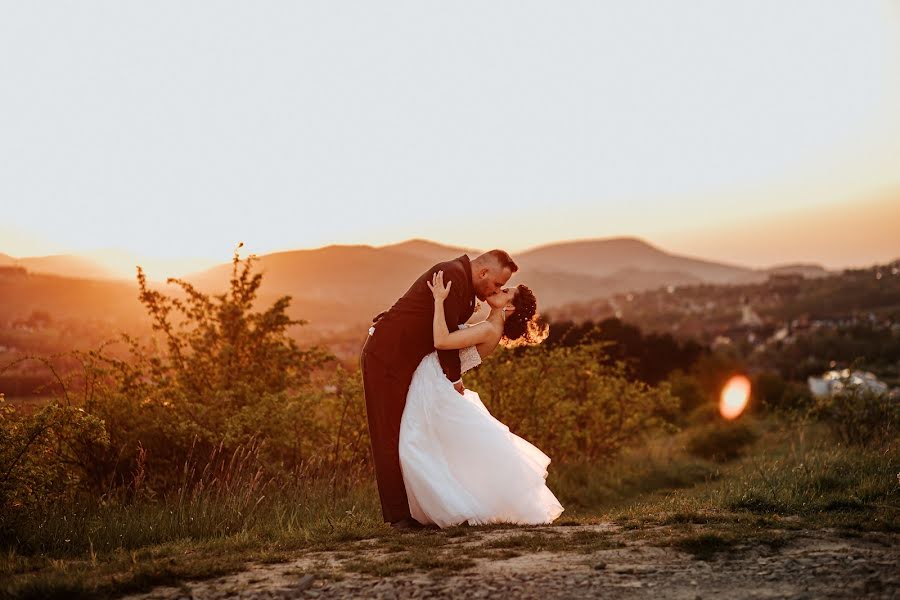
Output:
(1, 237), (832, 334)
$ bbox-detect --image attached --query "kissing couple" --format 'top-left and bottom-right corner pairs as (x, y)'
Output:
(360, 250), (564, 529)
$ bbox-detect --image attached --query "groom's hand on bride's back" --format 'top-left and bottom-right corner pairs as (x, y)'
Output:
(453, 380), (465, 395)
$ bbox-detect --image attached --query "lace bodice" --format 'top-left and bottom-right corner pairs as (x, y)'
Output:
(457, 323), (482, 373)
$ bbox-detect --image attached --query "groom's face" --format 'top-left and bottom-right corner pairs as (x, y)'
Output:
(474, 266), (513, 301)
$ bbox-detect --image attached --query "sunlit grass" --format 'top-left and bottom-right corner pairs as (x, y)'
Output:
(608, 423), (898, 532)
(2, 418), (897, 599)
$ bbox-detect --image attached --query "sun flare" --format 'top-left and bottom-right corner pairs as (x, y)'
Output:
(719, 375), (751, 420)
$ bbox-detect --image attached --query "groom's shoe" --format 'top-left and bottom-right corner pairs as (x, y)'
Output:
(390, 517), (424, 530)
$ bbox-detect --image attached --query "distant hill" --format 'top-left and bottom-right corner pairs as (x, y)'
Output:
(0, 252), (119, 280)
(516, 237), (765, 284)
(1, 236), (835, 337)
(183, 242), (586, 330)
(0, 270), (143, 324)
(379, 239), (479, 263)
(180, 237), (832, 332)
(182, 244), (439, 331)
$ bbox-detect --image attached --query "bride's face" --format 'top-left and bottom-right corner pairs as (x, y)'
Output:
(486, 286), (517, 310)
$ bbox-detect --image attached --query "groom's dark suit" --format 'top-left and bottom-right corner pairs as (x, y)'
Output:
(360, 254), (476, 523)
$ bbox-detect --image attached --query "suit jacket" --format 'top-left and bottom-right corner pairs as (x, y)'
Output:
(366, 254), (476, 383)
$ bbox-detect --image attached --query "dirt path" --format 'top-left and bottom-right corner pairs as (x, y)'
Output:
(124, 524), (898, 599)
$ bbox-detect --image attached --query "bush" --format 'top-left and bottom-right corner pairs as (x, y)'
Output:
(0, 248), (371, 506)
(686, 402), (720, 426)
(0, 393), (109, 527)
(811, 385), (899, 447)
(685, 420), (758, 462)
(754, 372), (787, 410)
(466, 342), (679, 462)
(754, 372), (814, 416)
(666, 370), (709, 416)
(80, 248), (348, 492)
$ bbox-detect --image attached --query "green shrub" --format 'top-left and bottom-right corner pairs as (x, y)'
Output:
(0, 393), (109, 527)
(753, 372), (787, 410)
(466, 343), (679, 462)
(812, 385), (899, 446)
(686, 402), (720, 426)
(685, 420), (758, 462)
(88, 248), (363, 491)
(667, 370), (709, 416)
(0, 248), (369, 506)
(753, 372), (814, 416)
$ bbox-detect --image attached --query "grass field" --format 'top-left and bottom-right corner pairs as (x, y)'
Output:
(1, 417), (897, 599)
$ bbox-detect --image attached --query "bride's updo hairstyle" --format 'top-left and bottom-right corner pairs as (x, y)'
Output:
(502, 284), (550, 347)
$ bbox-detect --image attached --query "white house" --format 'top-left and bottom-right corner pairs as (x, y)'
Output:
(807, 369), (889, 398)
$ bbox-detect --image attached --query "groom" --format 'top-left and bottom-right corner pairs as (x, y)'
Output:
(360, 250), (518, 528)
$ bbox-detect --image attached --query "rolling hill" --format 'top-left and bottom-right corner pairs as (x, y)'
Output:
(0, 269), (144, 325)
(516, 237), (760, 283)
(0, 252), (119, 280)
(179, 237), (831, 332)
(2, 237), (833, 338)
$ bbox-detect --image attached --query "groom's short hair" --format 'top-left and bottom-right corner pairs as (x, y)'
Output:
(482, 249), (518, 273)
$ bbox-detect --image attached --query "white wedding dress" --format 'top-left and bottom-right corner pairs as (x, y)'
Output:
(398, 324), (565, 528)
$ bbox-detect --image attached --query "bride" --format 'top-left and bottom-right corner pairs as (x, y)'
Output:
(398, 270), (564, 528)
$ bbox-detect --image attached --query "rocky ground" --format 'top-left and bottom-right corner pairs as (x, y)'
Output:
(123, 524), (898, 600)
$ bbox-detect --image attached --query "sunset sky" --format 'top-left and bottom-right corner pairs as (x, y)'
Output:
(2, 1), (899, 279)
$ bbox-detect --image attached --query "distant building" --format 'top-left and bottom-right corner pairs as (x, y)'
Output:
(791, 315), (810, 330)
(807, 369), (889, 398)
(770, 326), (790, 342)
(739, 296), (763, 327)
(712, 335), (732, 348)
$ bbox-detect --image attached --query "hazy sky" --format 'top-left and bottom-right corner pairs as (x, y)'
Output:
(2, 1), (899, 277)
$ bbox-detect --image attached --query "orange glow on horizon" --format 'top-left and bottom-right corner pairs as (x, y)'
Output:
(719, 375), (751, 420)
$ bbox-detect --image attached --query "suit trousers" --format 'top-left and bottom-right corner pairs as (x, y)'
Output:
(359, 334), (414, 524)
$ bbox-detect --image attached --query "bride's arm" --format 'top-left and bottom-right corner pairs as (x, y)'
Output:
(474, 314), (503, 358)
(429, 271), (492, 350)
(475, 335), (501, 359)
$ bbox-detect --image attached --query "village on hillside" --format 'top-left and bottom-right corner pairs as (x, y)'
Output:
(546, 260), (900, 394)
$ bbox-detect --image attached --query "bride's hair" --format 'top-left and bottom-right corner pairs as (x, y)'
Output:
(502, 284), (549, 347)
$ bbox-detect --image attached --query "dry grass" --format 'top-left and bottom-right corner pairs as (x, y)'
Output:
(2, 419), (897, 598)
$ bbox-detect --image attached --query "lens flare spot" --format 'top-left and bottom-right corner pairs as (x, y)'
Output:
(719, 375), (751, 420)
